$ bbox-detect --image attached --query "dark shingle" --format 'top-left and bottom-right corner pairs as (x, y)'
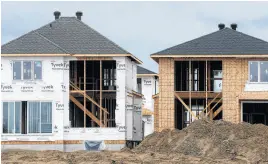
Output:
(137, 66), (156, 74)
(2, 17), (130, 54)
(152, 28), (268, 55)
(1, 31), (66, 54)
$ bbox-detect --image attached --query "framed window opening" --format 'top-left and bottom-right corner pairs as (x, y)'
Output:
(12, 60), (42, 80)
(249, 61), (268, 83)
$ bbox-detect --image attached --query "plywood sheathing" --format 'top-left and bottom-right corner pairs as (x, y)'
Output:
(156, 58), (175, 132)
(222, 58), (268, 123)
(104, 140), (126, 144)
(153, 96), (159, 131)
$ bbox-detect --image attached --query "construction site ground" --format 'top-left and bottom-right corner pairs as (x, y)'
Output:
(2, 120), (268, 164)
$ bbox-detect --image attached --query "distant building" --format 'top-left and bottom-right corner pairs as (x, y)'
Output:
(137, 66), (158, 136)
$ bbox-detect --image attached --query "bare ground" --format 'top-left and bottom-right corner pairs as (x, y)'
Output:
(2, 119), (268, 164)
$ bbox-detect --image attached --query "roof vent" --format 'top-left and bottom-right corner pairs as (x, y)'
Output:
(76, 11), (83, 20)
(231, 23), (237, 30)
(54, 11), (61, 20)
(218, 23), (225, 30)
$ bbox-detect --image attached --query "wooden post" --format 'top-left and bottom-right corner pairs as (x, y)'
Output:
(207, 61), (211, 92)
(205, 60), (208, 115)
(84, 60), (86, 128)
(91, 102), (95, 127)
(100, 60), (103, 127)
(74, 61), (77, 86)
(208, 99), (213, 120)
(189, 60), (192, 123)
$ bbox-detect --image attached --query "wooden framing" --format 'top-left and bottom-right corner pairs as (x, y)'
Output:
(100, 60), (103, 127)
(70, 95), (101, 126)
(152, 93), (159, 99)
(69, 82), (108, 113)
(174, 92), (198, 120)
(84, 60), (86, 128)
(189, 60), (192, 122)
(174, 91), (222, 99)
(199, 92), (222, 116)
(205, 60), (208, 114)
(213, 106), (223, 118)
(206, 98), (222, 117)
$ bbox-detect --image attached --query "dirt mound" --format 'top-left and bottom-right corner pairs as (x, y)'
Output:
(2, 120), (268, 164)
(134, 119), (268, 163)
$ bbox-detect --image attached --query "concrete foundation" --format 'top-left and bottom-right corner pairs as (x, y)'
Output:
(1, 143), (125, 152)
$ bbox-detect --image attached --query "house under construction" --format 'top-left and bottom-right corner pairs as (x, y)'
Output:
(1, 11), (143, 151)
(152, 23), (268, 131)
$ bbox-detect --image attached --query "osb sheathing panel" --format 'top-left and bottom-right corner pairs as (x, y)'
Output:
(104, 140), (126, 144)
(154, 97), (159, 131)
(222, 58), (268, 123)
(156, 58), (175, 132)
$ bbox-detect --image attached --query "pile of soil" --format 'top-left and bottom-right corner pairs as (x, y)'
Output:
(2, 119), (268, 164)
(134, 119), (268, 163)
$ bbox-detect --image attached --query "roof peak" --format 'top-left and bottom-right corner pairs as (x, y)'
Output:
(152, 26), (268, 56)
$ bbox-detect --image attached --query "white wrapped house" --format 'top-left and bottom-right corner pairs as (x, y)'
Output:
(137, 66), (158, 136)
(1, 11), (143, 151)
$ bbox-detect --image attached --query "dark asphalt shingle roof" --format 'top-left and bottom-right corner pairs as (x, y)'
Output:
(152, 27), (268, 55)
(137, 66), (156, 75)
(2, 17), (130, 54)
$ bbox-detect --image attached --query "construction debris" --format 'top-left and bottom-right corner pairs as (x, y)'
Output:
(2, 120), (268, 164)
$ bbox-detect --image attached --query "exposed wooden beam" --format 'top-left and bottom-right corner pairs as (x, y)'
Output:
(174, 92), (198, 120)
(189, 60), (192, 122)
(84, 60), (86, 128)
(70, 81), (109, 114)
(206, 98), (222, 117)
(199, 92), (222, 116)
(100, 60), (103, 127)
(174, 91), (222, 99)
(207, 61), (211, 92)
(213, 106), (223, 118)
(205, 60), (208, 114)
(70, 95), (101, 126)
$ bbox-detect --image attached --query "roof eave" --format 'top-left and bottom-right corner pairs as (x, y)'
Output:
(1, 53), (143, 64)
(151, 54), (268, 59)
(137, 74), (158, 77)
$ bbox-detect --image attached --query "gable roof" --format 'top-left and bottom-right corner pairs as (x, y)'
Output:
(152, 27), (268, 56)
(2, 16), (134, 56)
(137, 66), (157, 75)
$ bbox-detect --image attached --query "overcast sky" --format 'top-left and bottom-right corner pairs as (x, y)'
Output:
(2, 1), (268, 72)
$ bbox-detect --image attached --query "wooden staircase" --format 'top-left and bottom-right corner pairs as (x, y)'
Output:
(205, 97), (223, 120)
(69, 81), (109, 127)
